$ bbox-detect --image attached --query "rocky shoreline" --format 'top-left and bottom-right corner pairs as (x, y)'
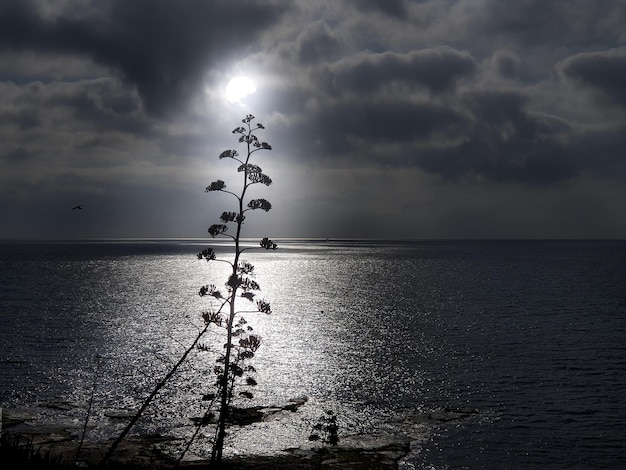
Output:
(1, 402), (479, 469)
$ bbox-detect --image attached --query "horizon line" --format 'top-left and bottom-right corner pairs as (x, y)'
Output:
(2, 236), (625, 243)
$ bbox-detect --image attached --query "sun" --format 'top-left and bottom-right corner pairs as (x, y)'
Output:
(225, 76), (256, 104)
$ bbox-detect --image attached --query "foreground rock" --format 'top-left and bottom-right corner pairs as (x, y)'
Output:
(1, 403), (478, 469)
(1, 432), (409, 469)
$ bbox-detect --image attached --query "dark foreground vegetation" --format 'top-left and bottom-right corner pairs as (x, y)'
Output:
(0, 431), (409, 469)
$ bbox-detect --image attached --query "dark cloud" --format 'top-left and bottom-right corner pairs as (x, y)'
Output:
(309, 98), (470, 154)
(319, 47), (477, 96)
(459, 0), (623, 50)
(2, 0), (626, 239)
(285, 73), (626, 187)
(3, 147), (33, 165)
(418, 90), (574, 184)
(295, 20), (344, 65)
(0, 109), (41, 131)
(279, 40), (582, 185)
(45, 82), (153, 136)
(566, 123), (626, 179)
(560, 48), (626, 109)
(0, 0), (290, 116)
(492, 50), (521, 79)
(346, 0), (409, 19)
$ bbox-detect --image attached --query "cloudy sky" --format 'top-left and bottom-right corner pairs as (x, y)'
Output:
(2, 0), (626, 240)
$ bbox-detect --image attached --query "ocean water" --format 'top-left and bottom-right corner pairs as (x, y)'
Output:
(1, 239), (625, 468)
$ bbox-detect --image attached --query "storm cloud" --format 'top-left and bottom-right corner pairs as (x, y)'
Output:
(560, 48), (626, 109)
(2, 0), (626, 239)
(0, 0), (290, 115)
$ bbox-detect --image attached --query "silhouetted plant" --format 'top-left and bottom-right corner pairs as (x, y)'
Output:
(194, 113), (277, 466)
(100, 115), (276, 468)
(75, 354), (101, 466)
(309, 410), (339, 446)
(0, 434), (63, 468)
(309, 410), (340, 469)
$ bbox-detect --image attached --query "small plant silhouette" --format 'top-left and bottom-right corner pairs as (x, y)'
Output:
(309, 410), (339, 446)
(309, 410), (340, 469)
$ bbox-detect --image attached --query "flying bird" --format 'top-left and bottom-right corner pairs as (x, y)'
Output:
(72, 205), (83, 210)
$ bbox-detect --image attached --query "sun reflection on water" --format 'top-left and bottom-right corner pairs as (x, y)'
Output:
(0, 242), (439, 460)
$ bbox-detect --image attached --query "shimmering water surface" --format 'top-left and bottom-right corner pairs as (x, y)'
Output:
(1, 239), (625, 468)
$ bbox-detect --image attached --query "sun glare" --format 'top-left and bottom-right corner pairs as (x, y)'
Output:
(225, 76), (256, 104)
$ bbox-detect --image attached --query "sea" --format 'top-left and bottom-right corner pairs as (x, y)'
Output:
(1, 239), (625, 469)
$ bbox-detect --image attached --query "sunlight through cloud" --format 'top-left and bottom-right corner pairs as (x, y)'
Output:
(225, 76), (256, 104)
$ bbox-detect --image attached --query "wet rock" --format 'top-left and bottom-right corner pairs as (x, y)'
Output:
(2, 400), (475, 469)
(39, 401), (76, 412)
(281, 396), (308, 412)
(1, 408), (34, 428)
(105, 410), (139, 420)
(190, 396), (309, 427)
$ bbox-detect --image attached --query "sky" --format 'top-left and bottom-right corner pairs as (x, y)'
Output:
(2, 0), (626, 240)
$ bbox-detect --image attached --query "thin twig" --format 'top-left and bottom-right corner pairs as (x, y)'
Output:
(75, 354), (101, 464)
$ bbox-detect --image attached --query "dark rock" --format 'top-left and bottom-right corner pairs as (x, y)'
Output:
(190, 396), (309, 427)
(39, 402), (76, 412)
(105, 410), (137, 420)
